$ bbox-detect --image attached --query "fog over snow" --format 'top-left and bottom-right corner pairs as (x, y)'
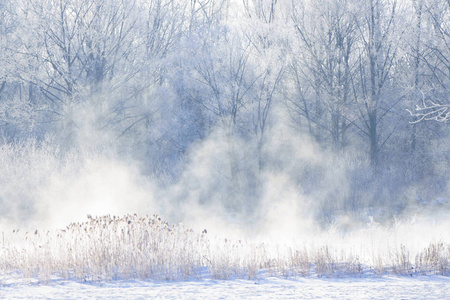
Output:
(0, 0), (449, 298)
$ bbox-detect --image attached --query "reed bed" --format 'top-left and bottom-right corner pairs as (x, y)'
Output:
(1, 214), (450, 283)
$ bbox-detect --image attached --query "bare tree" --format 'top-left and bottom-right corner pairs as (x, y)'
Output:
(290, 0), (358, 150)
(8, 0), (142, 146)
(242, 0), (287, 171)
(352, 0), (401, 167)
(410, 0), (450, 123)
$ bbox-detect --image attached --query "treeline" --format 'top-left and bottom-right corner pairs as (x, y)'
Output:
(0, 0), (449, 221)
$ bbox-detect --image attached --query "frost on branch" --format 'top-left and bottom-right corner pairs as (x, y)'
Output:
(409, 100), (450, 123)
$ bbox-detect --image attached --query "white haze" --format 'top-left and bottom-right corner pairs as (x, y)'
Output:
(0, 73), (446, 251)
(0, 107), (449, 257)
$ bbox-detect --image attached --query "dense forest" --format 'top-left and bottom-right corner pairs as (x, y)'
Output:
(0, 0), (449, 227)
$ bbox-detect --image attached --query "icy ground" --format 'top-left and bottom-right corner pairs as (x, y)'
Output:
(2, 276), (450, 299)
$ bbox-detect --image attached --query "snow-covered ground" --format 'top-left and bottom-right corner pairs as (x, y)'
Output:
(2, 276), (450, 299)
(2, 211), (450, 299)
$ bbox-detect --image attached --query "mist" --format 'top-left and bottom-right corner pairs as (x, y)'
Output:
(0, 113), (448, 247)
(0, 0), (449, 251)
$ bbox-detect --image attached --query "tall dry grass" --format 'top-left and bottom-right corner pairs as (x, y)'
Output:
(1, 214), (450, 283)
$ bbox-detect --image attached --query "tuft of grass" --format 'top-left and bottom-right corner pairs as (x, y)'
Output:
(415, 242), (450, 275)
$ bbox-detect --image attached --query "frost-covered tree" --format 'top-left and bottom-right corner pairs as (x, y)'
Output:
(352, 0), (403, 167)
(289, 0), (358, 150)
(1, 0), (143, 146)
(408, 0), (450, 123)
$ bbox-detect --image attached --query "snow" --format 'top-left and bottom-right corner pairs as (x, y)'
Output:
(2, 276), (450, 299)
(2, 213), (450, 298)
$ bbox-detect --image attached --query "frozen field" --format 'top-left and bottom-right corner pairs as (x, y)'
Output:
(2, 276), (450, 299)
(2, 213), (450, 299)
